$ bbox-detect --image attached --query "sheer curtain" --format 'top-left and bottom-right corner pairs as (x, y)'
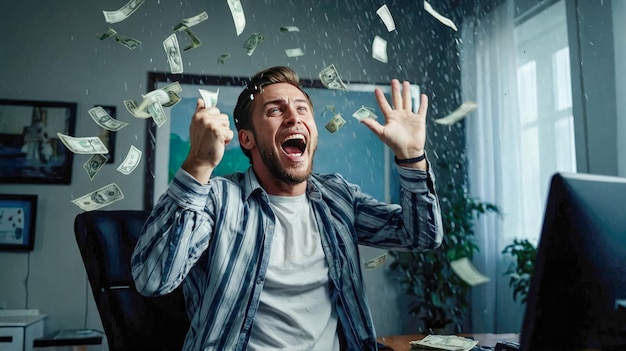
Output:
(460, 0), (575, 333)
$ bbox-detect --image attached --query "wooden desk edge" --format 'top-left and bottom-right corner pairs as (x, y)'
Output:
(377, 333), (520, 350)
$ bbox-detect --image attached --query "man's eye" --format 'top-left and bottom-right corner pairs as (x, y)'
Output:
(297, 106), (309, 112)
(268, 107), (281, 114)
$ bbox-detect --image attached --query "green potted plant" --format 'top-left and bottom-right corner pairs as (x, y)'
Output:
(388, 154), (500, 333)
(501, 238), (537, 304)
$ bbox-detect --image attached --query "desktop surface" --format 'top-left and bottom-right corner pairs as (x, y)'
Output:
(377, 333), (520, 350)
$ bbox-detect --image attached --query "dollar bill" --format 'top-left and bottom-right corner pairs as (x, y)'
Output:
(161, 81), (183, 107)
(376, 4), (396, 32)
(163, 33), (183, 74)
(324, 113), (346, 133)
(89, 106), (129, 131)
(57, 133), (109, 155)
(103, 0), (145, 24)
(72, 183), (124, 211)
(450, 257), (490, 286)
(364, 253), (387, 270)
(372, 35), (388, 63)
(82, 154), (109, 181)
(124, 100), (151, 119)
(117, 145), (142, 175)
(434, 101), (477, 125)
(96, 27), (117, 40)
(410, 334), (478, 351)
(114, 35), (141, 50)
(319, 64), (348, 90)
(182, 28), (202, 51)
(424, 1), (458, 32)
(126, 89), (170, 119)
(148, 100), (167, 128)
(227, 0), (246, 36)
(243, 32), (265, 56)
(352, 106), (378, 122)
(285, 48), (304, 57)
(199, 88), (219, 108)
(173, 11), (209, 31)
(217, 53), (231, 64)
(280, 25), (300, 32)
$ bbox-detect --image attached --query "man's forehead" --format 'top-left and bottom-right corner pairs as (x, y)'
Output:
(257, 83), (307, 100)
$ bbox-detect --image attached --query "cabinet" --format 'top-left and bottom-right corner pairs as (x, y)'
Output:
(0, 309), (47, 351)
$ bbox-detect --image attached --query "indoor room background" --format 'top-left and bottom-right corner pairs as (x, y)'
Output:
(0, 0), (624, 350)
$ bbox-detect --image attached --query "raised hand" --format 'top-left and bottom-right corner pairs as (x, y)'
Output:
(360, 79), (428, 169)
(181, 98), (234, 183)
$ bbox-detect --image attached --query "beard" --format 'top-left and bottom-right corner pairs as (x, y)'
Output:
(256, 135), (316, 185)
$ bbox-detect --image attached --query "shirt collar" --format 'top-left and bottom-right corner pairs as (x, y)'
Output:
(241, 167), (323, 202)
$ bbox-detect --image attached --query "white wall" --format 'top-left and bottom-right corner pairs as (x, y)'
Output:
(0, 0), (451, 348)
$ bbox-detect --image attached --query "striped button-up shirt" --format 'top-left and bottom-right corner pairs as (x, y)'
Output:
(132, 164), (442, 351)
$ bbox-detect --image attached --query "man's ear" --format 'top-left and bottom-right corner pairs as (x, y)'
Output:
(238, 129), (255, 152)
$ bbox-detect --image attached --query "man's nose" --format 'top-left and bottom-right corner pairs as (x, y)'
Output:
(283, 104), (301, 125)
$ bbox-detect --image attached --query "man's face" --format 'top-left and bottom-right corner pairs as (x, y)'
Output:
(247, 83), (318, 185)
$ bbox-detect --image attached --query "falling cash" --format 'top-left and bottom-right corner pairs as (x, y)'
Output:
(57, 133), (109, 155)
(364, 253), (387, 270)
(124, 100), (150, 118)
(182, 28), (202, 51)
(243, 32), (265, 56)
(199, 88), (219, 108)
(114, 35), (141, 50)
(161, 81), (183, 108)
(163, 33), (183, 74)
(410, 335), (478, 351)
(72, 183), (124, 211)
(285, 48), (304, 58)
(280, 25), (300, 32)
(450, 257), (490, 286)
(227, 0), (246, 36)
(103, 0), (145, 24)
(89, 106), (128, 131)
(217, 53), (231, 64)
(424, 1), (458, 32)
(148, 100), (168, 128)
(376, 4), (396, 32)
(125, 89), (170, 119)
(434, 101), (477, 125)
(117, 145), (142, 175)
(352, 106), (378, 122)
(96, 27), (117, 40)
(325, 113), (346, 133)
(372, 36), (388, 63)
(319, 64), (348, 90)
(173, 11), (209, 32)
(83, 154), (109, 181)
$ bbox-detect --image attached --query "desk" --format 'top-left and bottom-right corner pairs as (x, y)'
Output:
(377, 333), (520, 350)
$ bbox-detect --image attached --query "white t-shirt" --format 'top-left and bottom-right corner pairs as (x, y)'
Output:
(248, 194), (340, 351)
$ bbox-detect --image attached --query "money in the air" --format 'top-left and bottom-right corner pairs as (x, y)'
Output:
(83, 154), (109, 181)
(243, 32), (265, 56)
(199, 88), (219, 108)
(424, 0), (458, 31)
(182, 28), (202, 52)
(217, 53), (231, 64)
(173, 11), (209, 32)
(96, 27), (117, 40)
(72, 183), (124, 211)
(163, 33), (183, 74)
(324, 113), (346, 133)
(117, 145), (142, 175)
(57, 133), (109, 155)
(372, 36), (388, 63)
(285, 48), (304, 58)
(227, 0), (246, 36)
(114, 35), (142, 50)
(147, 101), (168, 128)
(376, 5), (396, 32)
(280, 25), (300, 32)
(103, 0), (145, 24)
(318, 64), (348, 90)
(89, 106), (128, 132)
(352, 106), (378, 122)
(434, 101), (477, 125)
(364, 253), (387, 270)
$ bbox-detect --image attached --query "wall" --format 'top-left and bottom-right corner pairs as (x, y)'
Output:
(0, 0), (461, 348)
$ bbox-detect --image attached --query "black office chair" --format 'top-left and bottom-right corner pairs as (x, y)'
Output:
(74, 210), (190, 351)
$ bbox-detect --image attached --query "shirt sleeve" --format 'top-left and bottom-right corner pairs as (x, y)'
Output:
(131, 168), (215, 296)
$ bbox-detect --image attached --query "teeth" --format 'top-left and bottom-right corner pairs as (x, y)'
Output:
(282, 134), (306, 143)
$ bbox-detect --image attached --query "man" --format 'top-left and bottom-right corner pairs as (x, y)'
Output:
(132, 66), (443, 351)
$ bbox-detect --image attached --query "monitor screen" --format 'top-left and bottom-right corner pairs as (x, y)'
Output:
(520, 172), (626, 350)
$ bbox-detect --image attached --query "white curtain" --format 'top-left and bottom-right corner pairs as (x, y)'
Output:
(460, 0), (574, 333)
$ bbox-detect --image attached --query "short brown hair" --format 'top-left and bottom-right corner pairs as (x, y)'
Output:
(233, 66), (312, 159)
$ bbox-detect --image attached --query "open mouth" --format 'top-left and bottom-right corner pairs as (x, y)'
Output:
(280, 134), (307, 157)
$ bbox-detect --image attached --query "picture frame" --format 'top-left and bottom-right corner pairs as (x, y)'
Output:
(0, 99), (77, 184)
(143, 72), (420, 210)
(97, 105), (117, 164)
(0, 194), (38, 251)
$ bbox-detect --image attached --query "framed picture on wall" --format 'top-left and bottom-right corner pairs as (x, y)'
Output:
(143, 71), (420, 210)
(0, 194), (37, 251)
(0, 99), (77, 184)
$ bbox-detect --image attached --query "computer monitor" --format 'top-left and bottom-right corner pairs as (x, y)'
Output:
(520, 172), (626, 350)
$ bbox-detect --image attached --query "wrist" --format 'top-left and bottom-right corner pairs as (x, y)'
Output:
(394, 152), (426, 165)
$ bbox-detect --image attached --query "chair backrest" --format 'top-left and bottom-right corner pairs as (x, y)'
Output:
(74, 210), (189, 351)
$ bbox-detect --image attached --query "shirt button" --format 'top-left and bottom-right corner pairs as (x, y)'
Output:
(268, 225), (274, 230)
(256, 279), (262, 284)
